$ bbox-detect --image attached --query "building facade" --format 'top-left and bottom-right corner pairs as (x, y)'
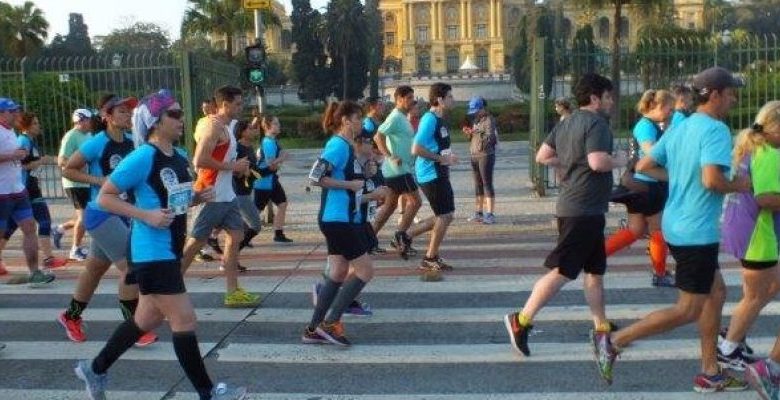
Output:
(379, 0), (705, 76)
(211, 0), (293, 61)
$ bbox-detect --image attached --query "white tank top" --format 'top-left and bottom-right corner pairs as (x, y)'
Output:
(213, 125), (237, 202)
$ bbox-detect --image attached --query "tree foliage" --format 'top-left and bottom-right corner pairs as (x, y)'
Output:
(45, 13), (94, 57)
(100, 22), (170, 54)
(733, 0), (780, 36)
(571, 24), (598, 88)
(0, 1), (49, 58)
(365, 0), (383, 98)
(325, 0), (369, 100)
(291, 0), (331, 103)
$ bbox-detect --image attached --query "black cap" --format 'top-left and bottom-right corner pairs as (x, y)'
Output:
(692, 67), (744, 95)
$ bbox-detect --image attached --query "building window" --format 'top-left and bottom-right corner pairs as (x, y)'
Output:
(447, 25), (459, 39)
(688, 22), (695, 29)
(476, 48), (488, 71)
(476, 24), (487, 38)
(446, 7), (457, 21)
(281, 30), (292, 50)
(386, 32), (395, 45)
(417, 51), (431, 74)
(598, 17), (610, 40)
(446, 49), (459, 73)
(562, 18), (572, 42)
(417, 26), (428, 43)
(620, 17), (629, 37)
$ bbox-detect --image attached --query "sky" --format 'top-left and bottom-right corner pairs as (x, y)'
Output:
(7, 0), (329, 42)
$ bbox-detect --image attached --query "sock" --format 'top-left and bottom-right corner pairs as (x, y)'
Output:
(718, 338), (739, 355)
(596, 321), (612, 333)
(648, 231), (667, 276)
(66, 298), (88, 320)
(56, 224), (65, 234)
(325, 276), (368, 323)
(92, 319), (143, 374)
(274, 229), (283, 238)
(768, 358), (780, 376)
(605, 229), (638, 256)
(517, 312), (532, 327)
(309, 277), (342, 330)
(119, 299), (139, 321)
(172, 331), (214, 399)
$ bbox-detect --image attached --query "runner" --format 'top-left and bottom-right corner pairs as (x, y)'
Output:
(503, 73), (625, 357)
(254, 114), (292, 243)
(670, 84), (693, 128)
(302, 101), (378, 346)
(233, 118), (266, 268)
(0, 112), (67, 270)
(412, 82), (458, 271)
(595, 67), (750, 392)
(59, 94), (157, 346)
(180, 85), (259, 308)
(605, 89), (675, 287)
(463, 96), (499, 225)
(56, 108), (94, 260)
(372, 86), (421, 259)
(0, 98), (55, 285)
(75, 89), (247, 400)
(718, 101), (780, 372)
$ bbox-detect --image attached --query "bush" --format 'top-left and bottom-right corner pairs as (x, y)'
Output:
(296, 115), (327, 141)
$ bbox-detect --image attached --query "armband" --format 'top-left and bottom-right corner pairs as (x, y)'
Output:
(308, 158), (330, 182)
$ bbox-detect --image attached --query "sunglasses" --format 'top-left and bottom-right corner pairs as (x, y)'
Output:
(165, 109), (184, 120)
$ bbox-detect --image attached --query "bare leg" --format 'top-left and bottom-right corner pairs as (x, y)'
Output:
(19, 218), (39, 273)
(397, 191), (421, 232)
(181, 237), (206, 273)
(698, 272), (726, 375)
(583, 273), (608, 329)
(520, 269), (571, 319)
(274, 202), (288, 231)
(371, 190), (399, 234)
(73, 209), (85, 248)
(425, 213), (453, 258)
(222, 229), (244, 293)
(73, 257), (112, 302)
(726, 266), (780, 344)
(613, 291), (708, 348)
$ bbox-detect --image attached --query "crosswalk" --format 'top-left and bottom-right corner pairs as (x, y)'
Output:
(0, 230), (768, 400)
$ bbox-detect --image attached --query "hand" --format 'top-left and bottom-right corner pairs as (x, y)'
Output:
(347, 179), (364, 192)
(389, 156), (402, 166)
(232, 157), (250, 173)
(733, 175), (752, 193)
(196, 186), (215, 203)
(11, 148), (27, 160)
(462, 127), (474, 136)
(143, 208), (174, 229)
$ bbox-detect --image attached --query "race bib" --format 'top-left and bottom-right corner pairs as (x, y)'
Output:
(167, 182), (193, 215)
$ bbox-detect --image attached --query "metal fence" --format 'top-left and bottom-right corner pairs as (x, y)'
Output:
(0, 52), (240, 198)
(530, 34), (780, 192)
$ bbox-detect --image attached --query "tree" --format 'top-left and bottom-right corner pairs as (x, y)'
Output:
(733, 0), (780, 36)
(101, 22), (171, 54)
(511, 16), (529, 92)
(325, 0), (370, 100)
(571, 24), (598, 89)
(0, 1), (49, 58)
(364, 0), (383, 98)
(291, 0), (331, 103)
(182, 0), (279, 60)
(45, 13), (94, 57)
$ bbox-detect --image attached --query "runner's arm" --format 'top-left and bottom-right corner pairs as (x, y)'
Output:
(62, 151), (104, 186)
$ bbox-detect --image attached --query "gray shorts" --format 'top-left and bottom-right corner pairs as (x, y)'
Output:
(89, 215), (129, 263)
(236, 194), (262, 231)
(190, 200), (244, 239)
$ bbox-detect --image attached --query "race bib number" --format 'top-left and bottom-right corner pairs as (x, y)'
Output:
(167, 182), (193, 215)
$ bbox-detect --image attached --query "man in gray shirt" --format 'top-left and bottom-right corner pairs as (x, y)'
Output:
(503, 73), (626, 357)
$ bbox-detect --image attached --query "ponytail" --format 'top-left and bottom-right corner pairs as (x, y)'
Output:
(321, 101), (363, 134)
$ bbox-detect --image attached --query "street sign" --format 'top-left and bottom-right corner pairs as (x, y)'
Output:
(243, 0), (271, 10)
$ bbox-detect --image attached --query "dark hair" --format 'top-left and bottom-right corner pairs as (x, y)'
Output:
(671, 84), (692, 97)
(214, 86), (243, 105)
(394, 85), (414, 99)
(322, 101), (363, 133)
(98, 93), (118, 113)
(573, 73), (613, 107)
(234, 119), (252, 141)
(202, 97), (216, 105)
(429, 82), (452, 106)
(554, 97), (572, 111)
(260, 114), (277, 133)
(17, 112), (36, 131)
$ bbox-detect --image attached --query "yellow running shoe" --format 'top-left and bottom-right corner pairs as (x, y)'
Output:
(224, 288), (261, 308)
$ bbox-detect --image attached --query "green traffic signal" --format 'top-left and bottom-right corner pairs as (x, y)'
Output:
(249, 68), (265, 85)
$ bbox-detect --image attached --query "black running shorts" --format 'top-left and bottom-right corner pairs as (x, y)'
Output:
(740, 259), (777, 271)
(65, 187), (90, 210)
(320, 222), (370, 261)
(544, 215), (607, 280)
(129, 260), (186, 295)
(669, 243), (720, 294)
(625, 181), (668, 216)
(254, 180), (287, 210)
(384, 173), (418, 194)
(420, 178), (455, 216)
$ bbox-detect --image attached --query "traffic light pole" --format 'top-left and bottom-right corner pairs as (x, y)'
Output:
(254, 9), (266, 115)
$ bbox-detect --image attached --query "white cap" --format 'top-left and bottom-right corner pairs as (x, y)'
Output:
(72, 108), (93, 123)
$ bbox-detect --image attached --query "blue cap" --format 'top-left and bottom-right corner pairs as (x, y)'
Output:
(0, 98), (21, 112)
(467, 96), (486, 115)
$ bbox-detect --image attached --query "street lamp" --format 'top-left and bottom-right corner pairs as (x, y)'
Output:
(677, 60), (684, 84)
(714, 30), (732, 67)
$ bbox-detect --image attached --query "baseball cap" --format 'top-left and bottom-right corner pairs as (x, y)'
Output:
(0, 98), (21, 112)
(692, 67), (744, 95)
(467, 96), (486, 115)
(100, 95), (139, 113)
(72, 108), (93, 123)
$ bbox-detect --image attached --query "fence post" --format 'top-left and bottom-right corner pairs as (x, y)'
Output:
(529, 36), (546, 197)
(180, 51), (195, 155)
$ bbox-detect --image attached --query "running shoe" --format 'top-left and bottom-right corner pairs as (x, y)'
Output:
(693, 372), (748, 393)
(52, 227), (64, 249)
(718, 346), (759, 372)
(0, 342), (5, 352)
(224, 288), (261, 308)
(467, 212), (483, 223)
(195, 250), (215, 262)
(28, 270), (55, 288)
(208, 237), (224, 255)
(344, 300), (373, 317)
(69, 247), (87, 262)
(590, 329), (619, 385)
(58, 311), (86, 342)
(392, 231), (410, 260)
(74, 359), (107, 400)
(135, 331), (158, 347)
(0, 260), (7, 276)
(482, 213), (496, 225)
(44, 256), (68, 269)
(301, 327), (330, 344)
(219, 263), (248, 273)
(273, 234), (293, 244)
(316, 321), (351, 346)
(311, 282), (321, 307)
(211, 382), (247, 400)
(420, 256), (453, 271)
(503, 312), (531, 356)
(746, 359), (780, 400)
(651, 272), (675, 288)
(368, 245), (387, 255)
(718, 327), (755, 355)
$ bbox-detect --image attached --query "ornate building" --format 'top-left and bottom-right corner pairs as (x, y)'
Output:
(379, 0), (705, 76)
(210, 1), (293, 61)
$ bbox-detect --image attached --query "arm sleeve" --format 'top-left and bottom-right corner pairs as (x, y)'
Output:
(413, 113), (437, 149)
(700, 125), (732, 170)
(752, 146), (780, 196)
(321, 139), (346, 171)
(108, 148), (152, 193)
(585, 119), (613, 154)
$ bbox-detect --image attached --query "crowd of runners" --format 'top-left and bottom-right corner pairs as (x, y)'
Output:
(0, 65), (779, 399)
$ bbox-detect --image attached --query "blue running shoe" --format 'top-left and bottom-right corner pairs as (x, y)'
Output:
(52, 227), (64, 250)
(74, 359), (107, 400)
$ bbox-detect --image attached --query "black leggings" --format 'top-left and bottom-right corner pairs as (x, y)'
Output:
(4, 200), (50, 240)
(470, 154), (495, 197)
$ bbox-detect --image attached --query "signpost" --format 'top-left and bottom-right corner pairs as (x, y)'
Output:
(242, 0), (271, 10)
(242, 0), (270, 114)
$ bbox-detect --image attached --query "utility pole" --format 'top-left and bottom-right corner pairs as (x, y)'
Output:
(254, 9), (266, 114)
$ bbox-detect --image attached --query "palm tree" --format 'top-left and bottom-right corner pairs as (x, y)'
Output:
(0, 1), (49, 58)
(325, 0), (367, 99)
(182, 0), (280, 60)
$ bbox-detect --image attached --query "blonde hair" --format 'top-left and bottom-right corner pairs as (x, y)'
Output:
(733, 100), (780, 168)
(636, 89), (674, 115)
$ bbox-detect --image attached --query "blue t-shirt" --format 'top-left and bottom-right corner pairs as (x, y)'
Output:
(109, 144), (192, 264)
(650, 112), (732, 245)
(254, 136), (280, 191)
(670, 110), (688, 129)
(361, 117), (378, 138)
(319, 135), (362, 224)
(633, 117), (662, 182)
(80, 131), (135, 229)
(413, 111), (451, 184)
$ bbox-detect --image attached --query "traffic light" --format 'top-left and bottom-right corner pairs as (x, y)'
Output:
(245, 43), (266, 87)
